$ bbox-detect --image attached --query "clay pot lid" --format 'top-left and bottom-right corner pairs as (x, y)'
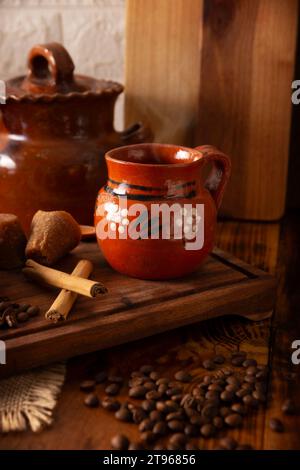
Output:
(5, 42), (123, 102)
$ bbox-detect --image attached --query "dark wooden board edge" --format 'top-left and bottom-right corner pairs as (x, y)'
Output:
(0, 275), (276, 378)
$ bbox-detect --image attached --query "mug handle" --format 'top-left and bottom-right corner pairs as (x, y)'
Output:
(194, 145), (231, 210)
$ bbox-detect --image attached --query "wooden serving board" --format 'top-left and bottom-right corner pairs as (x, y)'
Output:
(0, 242), (276, 378)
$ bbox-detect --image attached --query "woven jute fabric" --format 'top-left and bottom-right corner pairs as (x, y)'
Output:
(0, 363), (65, 432)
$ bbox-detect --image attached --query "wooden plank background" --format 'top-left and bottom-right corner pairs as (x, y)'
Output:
(125, 0), (298, 221)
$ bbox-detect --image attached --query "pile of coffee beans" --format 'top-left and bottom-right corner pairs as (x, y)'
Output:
(0, 296), (40, 328)
(79, 351), (296, 450)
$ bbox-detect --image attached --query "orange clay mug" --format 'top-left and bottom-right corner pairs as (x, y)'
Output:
(95, 143), (231, 280)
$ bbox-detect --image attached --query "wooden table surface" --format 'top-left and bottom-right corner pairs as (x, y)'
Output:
(0, 214), (299, 450)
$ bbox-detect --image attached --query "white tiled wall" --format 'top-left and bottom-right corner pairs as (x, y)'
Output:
(0, 0), (126, 128)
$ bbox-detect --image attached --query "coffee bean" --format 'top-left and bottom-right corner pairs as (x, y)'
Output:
(219, 406), (231, 418)
(149, 410), (164, 422)
(149, 371), (160, 381)
(282, 399), (296, 415)
(84, 393), (99, 408)
(165, 400), (178, 411)
(140, 431), (155, 444)
(168, 419), (185, 432)
(201, 404), (218, 419)
(252, 390), (266, 402)
(236, 388), (249, 398)
(111, 434), (129, 450)
(269, 418), (284, 433)
(225, 413), (242, 427)
(208, 383), (223, 392)
(202, 359), (215, 370)
(144, 381), (156, 391)
(157, 384), (168, 395)
(142, 399), (156, 412)
(115, 406), (132, 422)
(244, 375), (256, 384)
(140, 365), (153, 375)
(243, 359), (257, 367)
(166, 410), (184, 421)
(129, 386), (147, 398)
(174, 370), (192, 382)
(166, 387), (182, 396)
(139, 418), (153, 432)
(213, 354), (225, 364)
(220, 390), (234, 402)
(132, 407), (147, 424)
(156, 401), (170, 413)
(80, 380), (96, 392)
(219, 437), (237, 450)
(200, 423), (216, 437)
(19, 304), (30, 312)
(226, 375), (240, 386)
(168, 433), (187, 449)
(153, 421), (168, 436)
(101, 397), (120, 411)
(231, 403), (246, 415)
(131, 371), (145, 378)
(184, 423), (198, 437)
(203, 375), (212, 385)
(128, 442), (144, 450)
(231, 351), (247, 359)
(205, 390), (220, 400)
(243, 394), (259, 407)
(146, 390), (162, 400)
(156, 378), (169, 385)
(246, 366), (258, 376)
(94, 371), (107, 384)
(231, 356), (244, 366)
(213, 416), (224, 429)
(17, 311), (29, 322)
(225, 383), (239, 393)
(241, 382), (254, 391)
(108, 375), (123, 384)
(129, 377), (145, 387)
(105, 383), (120, 396)
(170, 394), (183, 403)
(27, 306), (40, 317)
(189, 414), (202, 425)
(256, 370), (268, 381)
(181, 394), (197, 409)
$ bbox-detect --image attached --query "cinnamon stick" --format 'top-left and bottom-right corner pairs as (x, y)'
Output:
(23, 259), (107, 298)
(45, 259), (93, 323)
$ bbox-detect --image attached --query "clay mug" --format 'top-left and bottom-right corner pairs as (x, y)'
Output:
(95, 143), (231, 280)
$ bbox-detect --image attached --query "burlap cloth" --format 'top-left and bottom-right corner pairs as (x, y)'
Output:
(0, 363), (65, 432)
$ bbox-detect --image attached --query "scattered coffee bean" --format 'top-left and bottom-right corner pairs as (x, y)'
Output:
(139, 419), (153, 432)
(132, 407), (147, 424)
(231, 356), (244, 367)
(111, 434), (129, 450)
(129, 386), (147, 398)
(220, 390), (234, 402)
(128, 442), (144, 450)
(153, 421), (168, 436)
(174, 371), (192, 382)
(27, 306), (40, 317)
(80, 380), (96, 392)
(149, 410), (164, 422)
(243, 394), (259, 408)
(149, 371), (160, 381)
(243, 359), (257, 368)
(282, 399), (296, 415)
(115, 406), (132, 422)
(105, 383), (120, 396)
(17, 311), (29, 322)
(225, 413), (243, 428)
(219, 436), (237, 450)
(101, 397), (120, 411)
(219, 406), (231, 417)
(168, 433), (187, 449)
(84, 393), (99, 408)
(213, 354), (225, 364)
(231, 403), (246, 415)
(184, 423), (198, 437)
(168, 419), (185, 432)
(146, 390), (161, 400)
(142, 399), (156, 412)
(252, 390), (266, 402)
(200, 423), (216, 437)
(269, 418), (284, 433)
(213, 416), (224, 429)
(140, 431), (155, 444)
(201, 404), (218, 419)
(202, 359), (215, 371)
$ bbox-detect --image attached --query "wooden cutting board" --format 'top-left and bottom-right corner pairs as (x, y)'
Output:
(0, 242), (276, 378)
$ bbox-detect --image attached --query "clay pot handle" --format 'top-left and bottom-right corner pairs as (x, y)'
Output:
(25, 43), (75, 92)
(195, 145), (231, 210)
(120, 122), (153, 144)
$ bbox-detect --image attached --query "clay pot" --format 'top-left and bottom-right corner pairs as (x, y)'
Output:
(0, 43), (152, 232)
(95, 143), (231, 280)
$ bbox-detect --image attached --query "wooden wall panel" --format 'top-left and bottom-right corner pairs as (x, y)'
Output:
(125, 0), (298, 220)
(198, 0), (298, 220)
(125, 0), (203, 145)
